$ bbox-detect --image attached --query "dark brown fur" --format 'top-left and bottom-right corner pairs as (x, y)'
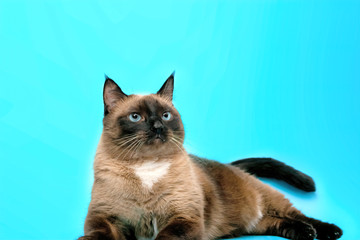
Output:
(79, 74), (342, 240)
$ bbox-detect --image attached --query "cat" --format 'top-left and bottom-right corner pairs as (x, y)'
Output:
(78, 73), (342, 240)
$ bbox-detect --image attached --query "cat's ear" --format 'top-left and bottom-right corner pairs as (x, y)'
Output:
(103, 75), (127, 115)
(157, 72), (174, 101)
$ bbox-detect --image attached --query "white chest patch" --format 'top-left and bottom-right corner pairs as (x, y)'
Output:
(131, 161), (171, 189)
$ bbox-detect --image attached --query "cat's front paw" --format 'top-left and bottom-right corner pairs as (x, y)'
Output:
(315, 223), (343, 240)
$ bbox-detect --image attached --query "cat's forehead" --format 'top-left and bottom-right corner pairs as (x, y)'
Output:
(115, 94), (173, 115)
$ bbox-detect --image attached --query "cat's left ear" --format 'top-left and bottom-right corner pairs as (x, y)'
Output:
(157, 72), (174, 101)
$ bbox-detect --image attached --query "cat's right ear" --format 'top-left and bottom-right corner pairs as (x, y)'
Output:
(103, 75), (127, 115)
(157, 72), (175, 101)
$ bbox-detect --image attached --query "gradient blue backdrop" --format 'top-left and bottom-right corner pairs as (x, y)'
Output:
(0, 1), (359, 239)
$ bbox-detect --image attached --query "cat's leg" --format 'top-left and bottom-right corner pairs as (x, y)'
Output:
(155, 216), (205, 240)
(250, 215), (317, 240)
(288, 211), (343, 240)
(78, 213), (132, 240)
(250, 209), (343, 240)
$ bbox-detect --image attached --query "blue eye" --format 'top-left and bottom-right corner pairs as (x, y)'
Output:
(162, 111), (172, 121)
(129, 113), (141, 122)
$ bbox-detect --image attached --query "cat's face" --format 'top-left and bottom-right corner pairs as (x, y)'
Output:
(102, 74), (184, 159)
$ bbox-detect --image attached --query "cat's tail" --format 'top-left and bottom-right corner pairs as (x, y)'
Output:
(230, 158), (316, 192)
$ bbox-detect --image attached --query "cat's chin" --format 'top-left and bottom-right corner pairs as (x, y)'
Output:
(152, 138), (165, 144)
(134, 140), (180, 158)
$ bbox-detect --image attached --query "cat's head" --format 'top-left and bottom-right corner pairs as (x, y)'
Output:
(101, 73), (184, 159)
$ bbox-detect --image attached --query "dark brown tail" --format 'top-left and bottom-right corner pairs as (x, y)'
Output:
(230, 158), (316, 192)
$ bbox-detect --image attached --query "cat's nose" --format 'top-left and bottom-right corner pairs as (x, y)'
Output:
(151, 120), (164, 134)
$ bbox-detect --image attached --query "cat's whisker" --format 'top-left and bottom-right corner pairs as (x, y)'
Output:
(111, 133), (148, 160)
(113, 133), (139, 142)
(171, 136), (185, 148)
(114, 147), (127, 161)
(122, 138), (142, 160)
(130, 139), (145, 158)
(170, 138), (186, 154)
(128, 139), (143, 159)
(174, 138), (184, 147)
(170, 141), (185, 155)
(114, 140), (139, 157)
(171, 141), (184, 152)
(126, 140), (143, 159)
(114, 134), (137, 139)
(115, 133), (146, 148)
(116, 138), (138, 148)
(115, 146), (131, 161)
(135, 139), (145, 153)
(114, 137), (140, 161)
(171, 133), (184, 140)
(114, 135), (140, 145)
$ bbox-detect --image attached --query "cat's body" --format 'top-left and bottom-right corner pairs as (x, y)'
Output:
(79, 74), (342, 240)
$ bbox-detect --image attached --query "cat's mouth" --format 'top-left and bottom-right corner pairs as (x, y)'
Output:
(148, 134), (166, 144)
(155, 134), (166, 141)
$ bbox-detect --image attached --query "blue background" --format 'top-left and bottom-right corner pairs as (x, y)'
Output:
(0, 1), (359, 239)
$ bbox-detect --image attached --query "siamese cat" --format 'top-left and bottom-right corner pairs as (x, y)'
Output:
(78, 73), (342, 240)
